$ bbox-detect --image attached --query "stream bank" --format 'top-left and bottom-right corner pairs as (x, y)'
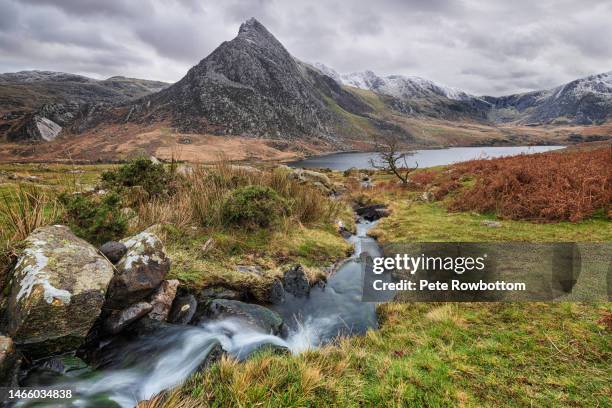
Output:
(13, 214), (384, 407)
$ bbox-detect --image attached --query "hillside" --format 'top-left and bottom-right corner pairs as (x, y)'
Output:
(484, 71), (612, 125)
(314, 64), (612, 126)
(0, 71), (168, 142)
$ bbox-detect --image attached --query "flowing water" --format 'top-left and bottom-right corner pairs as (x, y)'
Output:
(287, 145), (565, 171)
(16, 220), (381, 408)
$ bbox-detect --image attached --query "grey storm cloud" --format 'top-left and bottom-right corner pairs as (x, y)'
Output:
(0, 0), (611, 96)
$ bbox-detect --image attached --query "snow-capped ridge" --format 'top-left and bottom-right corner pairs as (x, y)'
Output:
(311, 64), (478, 102)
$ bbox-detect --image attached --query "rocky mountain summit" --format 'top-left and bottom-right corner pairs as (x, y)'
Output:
(99, 18), (370, 143)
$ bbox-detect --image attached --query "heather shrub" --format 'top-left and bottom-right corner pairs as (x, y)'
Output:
(222, 186), (288, 229)
(59, 192), (127, 245)
(101, 157), (172, 198)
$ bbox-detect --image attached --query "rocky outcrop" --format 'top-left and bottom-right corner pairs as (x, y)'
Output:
(266, 279), (285, 304)
(290, 169), (332, 189)
(104, 302), (153, 335)
(99, 241), (127, 264)
(5, 225), (114, 357)
(148, 280), (179, 321)
(105, 231), (171, 309)
(7, 114), (62, 142)
(168, 294), (197, 325)
(204, 299), (286, 336)
(283, 265), (310, 298)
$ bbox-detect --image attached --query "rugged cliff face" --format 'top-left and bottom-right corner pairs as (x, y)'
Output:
(0, 72), (168, 142)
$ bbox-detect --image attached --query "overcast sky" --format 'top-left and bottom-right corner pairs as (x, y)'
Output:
(1, 0), (611, 96)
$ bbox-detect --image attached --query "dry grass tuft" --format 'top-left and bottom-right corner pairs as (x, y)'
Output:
(0, 184), (59, 243)
(425, 304), (466, 327)
(137, 160), (341, 231)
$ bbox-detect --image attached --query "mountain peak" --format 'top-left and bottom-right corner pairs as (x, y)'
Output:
(237, 17), (276, 43)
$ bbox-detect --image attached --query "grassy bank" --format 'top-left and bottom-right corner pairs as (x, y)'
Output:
(146, 301), (610, 407)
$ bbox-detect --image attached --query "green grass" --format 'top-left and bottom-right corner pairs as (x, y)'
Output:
(2, 162), (610, 408)
(1, 162), (352, 298)
(370, 199), (612, 243)
(163, 223), (351, 300)
(151, 302), (611, 407)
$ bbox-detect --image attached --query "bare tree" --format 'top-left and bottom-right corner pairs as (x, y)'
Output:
(369, 135), (417, 184)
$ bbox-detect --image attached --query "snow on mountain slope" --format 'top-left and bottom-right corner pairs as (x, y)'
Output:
(551, 71), (612, 100)
(312, 63), (479, 102)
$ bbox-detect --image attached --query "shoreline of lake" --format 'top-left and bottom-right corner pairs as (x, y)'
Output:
(288, 145), (566, 170)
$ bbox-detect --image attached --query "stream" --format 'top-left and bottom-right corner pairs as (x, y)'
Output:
(16, 219), (381, 408)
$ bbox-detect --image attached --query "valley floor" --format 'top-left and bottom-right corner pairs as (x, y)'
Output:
(2, 119), (611, 163)
(0, 149), (610, 408)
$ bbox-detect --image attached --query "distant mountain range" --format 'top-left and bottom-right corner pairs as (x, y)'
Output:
(0, 18), (610, 160)
(313, 63), (612, 126)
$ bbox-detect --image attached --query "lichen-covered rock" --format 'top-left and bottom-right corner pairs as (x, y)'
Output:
(148, 280), (179, 321)
(6, 225), (114, 357)
(105, 231), (170, 308)
(168, 294), (197, 325)
(290, 169), (332, 189)
(104, 302), (153, 335)
(0, 335), (21, 386)
(205, 299), (286, 336)
(99, 241), (127, 264)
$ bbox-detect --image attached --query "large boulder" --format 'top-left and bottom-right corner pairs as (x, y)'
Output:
(290, 169), (332, 189)
(105, 231), (171, 309)
(204, 299), (286, 336)
(6, 225), (114, 357)
(283, 265), (310, 298)
(148, 280), (179, 321)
